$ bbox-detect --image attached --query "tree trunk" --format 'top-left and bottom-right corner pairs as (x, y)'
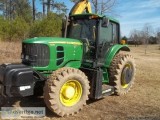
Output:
(32, 0), (36, 21)
(95, 0), (98, 14)
(9, 0), (12, 20)
(47, 0), (50, 15)
(101, 0), (103, 14)
(42, 0), (45, 17)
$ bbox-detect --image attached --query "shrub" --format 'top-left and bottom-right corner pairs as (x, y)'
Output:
(30, 13), (62, 38)
(0, 13), (63, 41)
(0, 17), (29, 41)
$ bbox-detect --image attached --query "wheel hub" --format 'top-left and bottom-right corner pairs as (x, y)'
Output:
(121, 63), (133, 88)
(62, 86), (75, 99)
(60, 80), (82, 107)
(123, 67), (133, 84)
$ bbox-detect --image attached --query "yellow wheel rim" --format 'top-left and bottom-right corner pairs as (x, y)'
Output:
(121, 63), (132, 88)
(60, 80), (82, 107)
(121, 82), (129, 88)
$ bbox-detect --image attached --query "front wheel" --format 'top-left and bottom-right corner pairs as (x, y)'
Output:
(43, 67), (90, 117)
(109, 52), (136, 95)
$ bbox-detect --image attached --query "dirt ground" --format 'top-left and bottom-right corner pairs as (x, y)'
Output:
(0, 42), (160, 120)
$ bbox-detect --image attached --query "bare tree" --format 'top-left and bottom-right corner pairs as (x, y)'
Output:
(40, 0), (47, 17)
(156, 28), (160, 43)
(41, 0), (54, 15)
(100, 0), (116, 14)
(54, 2), (68, 15)
(142, 23), (153, 54)
(0, 0), (7, 19)
(46, 0), (55, 15)
(91, 0), (117, 14)
(47, 0), (51, 14)
(129, 28), (151, 46)
(91, 0), (98, 13)
(39, 0), (45, 16)
(70, 0), (79, 3)
(129, 29), (140, 47)
(70, 0), (117, 14)
(42, 0), (45, 16)
(0, 0), (32, 21)
(156, 28), (160, 50)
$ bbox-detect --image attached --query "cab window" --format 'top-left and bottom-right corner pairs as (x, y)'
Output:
(99, 21), (119, 44)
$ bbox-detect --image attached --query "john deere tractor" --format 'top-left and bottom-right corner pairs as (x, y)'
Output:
(0, 0), (136, 117)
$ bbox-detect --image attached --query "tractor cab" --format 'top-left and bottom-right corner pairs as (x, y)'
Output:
(65, 14), (120, 68)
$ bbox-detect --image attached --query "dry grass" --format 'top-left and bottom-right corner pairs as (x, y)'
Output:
(0, 42), (160, 120)
(0, 41), (21, 64)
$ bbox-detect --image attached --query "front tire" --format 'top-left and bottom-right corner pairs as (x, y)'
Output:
(43, 67), (90, 116)
(109, 52), (136, 95)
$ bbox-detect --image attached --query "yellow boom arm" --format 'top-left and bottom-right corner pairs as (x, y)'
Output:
(70, 0), (92, 15)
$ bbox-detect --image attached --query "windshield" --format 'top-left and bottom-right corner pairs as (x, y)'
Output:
(67, 19), (97, 41)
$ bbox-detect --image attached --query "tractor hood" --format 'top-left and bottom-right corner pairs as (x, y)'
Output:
(23, 37), (83, 46)
(22, 37), (83, 71)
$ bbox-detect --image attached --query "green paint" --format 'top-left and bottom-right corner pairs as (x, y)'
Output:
(101, 45), (130, 83)
(23, 37), (83, 71)
(65, 61), (81, 68)
(22, 15), (128, 84)
(81, 62), (93, 68)
(102, 68), (109, 83)
(104, 44), (130, 68)
(23, 37), (82, 45)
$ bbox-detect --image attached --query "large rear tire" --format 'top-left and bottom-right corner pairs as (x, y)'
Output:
(109, 52), (136, 95)
(43, 67), (90, 117)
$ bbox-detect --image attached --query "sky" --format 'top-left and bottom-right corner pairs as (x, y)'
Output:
(115, 0), (160, 37)
(32, 0), (160, 37)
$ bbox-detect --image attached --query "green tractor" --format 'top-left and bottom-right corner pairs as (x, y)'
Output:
(0, 13), (136, 116)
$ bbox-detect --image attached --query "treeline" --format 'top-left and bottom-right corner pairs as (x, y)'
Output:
(0, 0), (118, 41)
(0, 0), (68, 41)
(0, 13), (63, 41)
(122, 24), (160, 45)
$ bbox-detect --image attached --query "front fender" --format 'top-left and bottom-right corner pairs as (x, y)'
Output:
(104, 44), (130, 67)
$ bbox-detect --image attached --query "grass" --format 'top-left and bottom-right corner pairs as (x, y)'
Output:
(0, 42), (21, 64)
(0, 42), (160, 120)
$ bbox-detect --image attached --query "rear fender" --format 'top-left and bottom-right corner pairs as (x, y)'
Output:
(104, 44), (130, 67)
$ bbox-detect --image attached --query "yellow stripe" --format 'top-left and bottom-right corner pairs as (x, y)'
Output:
(49, 42), (82, 45)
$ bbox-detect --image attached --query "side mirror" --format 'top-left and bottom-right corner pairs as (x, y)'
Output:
(102, 17), (110, 27)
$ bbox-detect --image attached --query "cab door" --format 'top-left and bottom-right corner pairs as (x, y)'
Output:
(97, 20), (120, 64)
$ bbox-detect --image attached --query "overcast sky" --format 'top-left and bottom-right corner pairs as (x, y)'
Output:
(33, 0), (160, 37)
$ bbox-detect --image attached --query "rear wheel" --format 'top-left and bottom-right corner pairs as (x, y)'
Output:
(43, 67), (90, 116)
(109, 52), (136, 95)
